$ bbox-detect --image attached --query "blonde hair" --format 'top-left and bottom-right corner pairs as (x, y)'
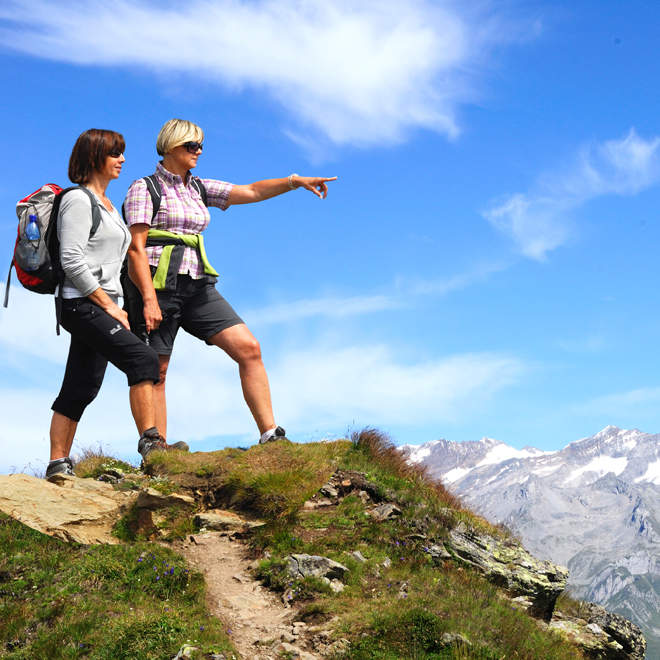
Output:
(156, 119), (204, 156)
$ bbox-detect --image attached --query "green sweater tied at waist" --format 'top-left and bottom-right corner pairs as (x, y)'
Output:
(146, 229), (219, 291)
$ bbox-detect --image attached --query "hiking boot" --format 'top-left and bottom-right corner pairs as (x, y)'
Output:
(259, 426), (288, 445)
(45, 457), (74, 480)
(138, 429), (189, 460)
(138, 428), (167, 460)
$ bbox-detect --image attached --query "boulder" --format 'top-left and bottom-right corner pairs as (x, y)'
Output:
(547, 609), (646, 660)
(0, 473), (135, 545)
(287, 554), (348, 582)
(136, 488), (195, 510)
(581, 602), (646, 659)
(194, 510), (264, 532)
(445, 521), (567, 620)
(369, 503), (402, 522)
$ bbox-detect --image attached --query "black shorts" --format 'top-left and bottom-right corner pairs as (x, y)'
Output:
(52, 298), (160, 422)
(146, 275), (243, 356)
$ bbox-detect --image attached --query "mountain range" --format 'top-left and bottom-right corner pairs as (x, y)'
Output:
(401, 425), (660, 659)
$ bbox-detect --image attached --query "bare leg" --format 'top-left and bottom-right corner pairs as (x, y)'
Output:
(129, 381), (157, 435)
(153, 355), (170, 440)
(49, 412), (77, 460)
(208, 323), (276, 434)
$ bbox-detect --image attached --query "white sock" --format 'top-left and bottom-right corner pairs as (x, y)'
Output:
(260, 427), (277, 443)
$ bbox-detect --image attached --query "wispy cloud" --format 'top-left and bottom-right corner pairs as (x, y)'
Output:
(484, 129), (660, 260)
(244, 260), (507, 326)
(245, 293), (400, 325)
(0, 0), (531, 149)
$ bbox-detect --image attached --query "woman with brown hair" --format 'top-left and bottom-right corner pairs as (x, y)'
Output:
(46, 129), (171, 480)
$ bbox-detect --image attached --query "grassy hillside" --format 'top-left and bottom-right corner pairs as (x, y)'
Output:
(0, 430), (585, 659)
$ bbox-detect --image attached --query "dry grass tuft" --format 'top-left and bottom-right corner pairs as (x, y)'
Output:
(351, 427), (463, 511)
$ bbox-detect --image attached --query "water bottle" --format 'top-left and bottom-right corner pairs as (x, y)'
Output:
(25, 214), (40, 241)
(24, 214), (41, 271)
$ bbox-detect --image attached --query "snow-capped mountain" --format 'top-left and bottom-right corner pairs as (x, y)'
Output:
(401, 426), (660, 659)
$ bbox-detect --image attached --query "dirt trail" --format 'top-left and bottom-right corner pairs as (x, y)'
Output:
(177, 532), (306, 660)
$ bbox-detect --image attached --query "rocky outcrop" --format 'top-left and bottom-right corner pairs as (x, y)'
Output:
(581, 602), (646, 659)
(194, 510), (265, 534)
(286, 554), (348, 582)
(0, 473), (134, 544)
(444, 521), (568, 620)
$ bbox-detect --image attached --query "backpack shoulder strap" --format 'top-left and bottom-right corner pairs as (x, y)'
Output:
(143, 175), (162, 220)
(58, 186), (102, 236)
(190, 176), (208, 207)
(121, 175), (161, 224)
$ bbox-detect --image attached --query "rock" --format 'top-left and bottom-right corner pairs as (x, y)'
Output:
(357, 490), (371, 504)
(303, 499), (333, 510)
(322, 577), (345, 593)
(350, 550), (367, 563)
(287, 554), (349, 582)
(426, 544), (451, 561)
(97, 473), (120, 484)
(582, 602), (646, 659)
(548, 618), (626, 658)
(194, 510), (265, 532)
(381, 557), (392, 569)
(319, 484), (338, 498)
(369, 503), (402, 522)
(273, 642), (318, 659)
(136, 488), (195, 510)
(440, 632), (471, 648)
(0, 473), (135, 544)
(445, 521), (567, 620)
(172, 644), (198, 659)
(331, 470), (390, 501)
(324, 638), (350, 656)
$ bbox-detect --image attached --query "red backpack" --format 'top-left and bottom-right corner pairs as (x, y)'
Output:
(4, 184), (101, 328)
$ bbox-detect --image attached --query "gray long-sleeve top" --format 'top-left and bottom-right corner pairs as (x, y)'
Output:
(57, 188), (131, 299)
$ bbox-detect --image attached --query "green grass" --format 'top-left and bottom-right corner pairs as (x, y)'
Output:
(0, 513), (235, 659)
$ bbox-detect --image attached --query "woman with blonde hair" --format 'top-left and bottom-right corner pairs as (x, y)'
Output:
(47, 129), (166, 479)
(123, 119), (336, 452)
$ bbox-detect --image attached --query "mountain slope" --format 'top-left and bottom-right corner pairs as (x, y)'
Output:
(401, 425), (660, 659)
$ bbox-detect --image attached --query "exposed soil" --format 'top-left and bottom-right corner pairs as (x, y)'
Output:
(175, 531), (304, 660)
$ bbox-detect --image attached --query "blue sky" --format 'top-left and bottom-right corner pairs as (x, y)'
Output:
(2, 0), (660, 473)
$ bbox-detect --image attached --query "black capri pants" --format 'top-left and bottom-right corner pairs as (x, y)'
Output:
(52, 298), (160, 422)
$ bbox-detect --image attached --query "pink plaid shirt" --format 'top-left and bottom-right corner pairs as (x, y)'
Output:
(123, 162), (233, 278)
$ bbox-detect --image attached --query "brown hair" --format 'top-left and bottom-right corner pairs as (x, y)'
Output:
(68, 129), (125, 184)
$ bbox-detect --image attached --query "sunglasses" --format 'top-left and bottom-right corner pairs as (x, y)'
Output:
(108, 150), (123, 158)
(182, 141), (203, 154)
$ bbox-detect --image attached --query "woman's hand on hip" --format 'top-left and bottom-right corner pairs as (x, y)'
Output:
(143, 297), (163, 332)
(106, 303), (130, 330)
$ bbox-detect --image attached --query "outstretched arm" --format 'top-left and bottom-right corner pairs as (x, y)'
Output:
(227, 175), (337, 206)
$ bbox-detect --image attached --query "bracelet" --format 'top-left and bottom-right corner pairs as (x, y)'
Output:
(288, 173), (299, 190)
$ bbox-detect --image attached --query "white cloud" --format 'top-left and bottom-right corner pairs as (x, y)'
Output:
(0, 286), (525, 473)
(245, 293), (400, 325)
(270, 345), (525, 427)
(244, 261), (507, 326)
(0, 0), (528, 148)
(484, 129), (660, 260)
